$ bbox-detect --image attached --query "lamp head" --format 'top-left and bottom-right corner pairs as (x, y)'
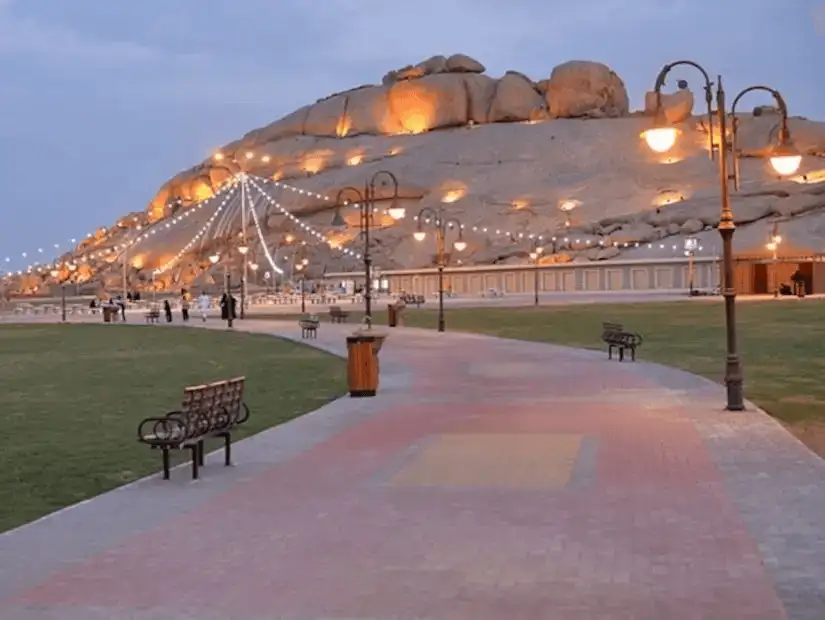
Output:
(237, 245), (249, 255)
(769, 140), (802, 176)
(529, 251), (538, 260)
(535, 246), (544, 254)
(642, 126), (680, 153)
(453, 240), (467, 252)
(50, 269), (59, 278)
(413, 230), (426, 242)
(387, 197), (406, 220)
(209, 254), (220, 264)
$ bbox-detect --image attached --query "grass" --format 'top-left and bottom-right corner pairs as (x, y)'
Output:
(0, 324), (346, 533)
(280, 299), (825, 428)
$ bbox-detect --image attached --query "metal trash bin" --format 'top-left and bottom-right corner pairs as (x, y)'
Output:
(102, 306), (113, 323)
(387, 304), (397, 327)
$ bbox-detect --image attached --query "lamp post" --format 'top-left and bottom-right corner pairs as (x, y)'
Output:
(644, 60), (803, 411)
(528, 241), (544, 306)
(767, 222), (782, 298)
(295, 257), (309, 313)
(50, 269), (65, 322)
(413, 207), (466, 332)
(333, 170), (404, 322)
(684, 236), (698, 295)
(209, 252), (232, 328)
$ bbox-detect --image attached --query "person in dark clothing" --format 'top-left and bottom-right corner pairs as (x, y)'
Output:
(181, 296), (190, 322)
(116, 295), (127, 321)
(230, 295), (237, 319)
(219, 293), (229, 320)
(163, 299), (173, 323)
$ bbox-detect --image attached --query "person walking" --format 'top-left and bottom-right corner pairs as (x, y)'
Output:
(197, 292), (210, 322)
(181, 295), (190, 322)
(163, 299), (173, 323)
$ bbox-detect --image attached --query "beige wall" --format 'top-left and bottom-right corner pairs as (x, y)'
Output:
(328, 258), (723, 295)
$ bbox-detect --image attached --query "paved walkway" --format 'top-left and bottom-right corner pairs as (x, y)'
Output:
(1, 319), (825, 619)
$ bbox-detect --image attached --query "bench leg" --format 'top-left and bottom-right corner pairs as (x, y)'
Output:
(162, 448), (170, 480)
(630, 347), (636, 362)
(190, 446), (200, 480)
(198, 441), (205, 466)
(223, 433), (232, 466)
(618, 347), (624, 362)
(608, 345), (613, 360)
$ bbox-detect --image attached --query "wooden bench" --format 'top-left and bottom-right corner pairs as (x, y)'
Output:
(137, 377), (250, 480)
(601, 322), (643, 362)
(145, 307), (160, 323)
(399, 294), (425, 308)
(299, 317), (320, 338)
(329, 305), (349, 323)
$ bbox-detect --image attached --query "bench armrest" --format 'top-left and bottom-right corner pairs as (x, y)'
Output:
(137, 415), (187, 444)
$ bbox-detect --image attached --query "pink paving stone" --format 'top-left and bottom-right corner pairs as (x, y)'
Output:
(2, 323), (793, 619)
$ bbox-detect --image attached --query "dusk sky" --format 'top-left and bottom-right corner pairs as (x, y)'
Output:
(1, 0), (821, 270)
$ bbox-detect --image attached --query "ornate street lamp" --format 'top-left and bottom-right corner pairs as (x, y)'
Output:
(528, 241), (544, 306)
(644, 60), (803, 411)
(684, 236), (699, 295)
(333, 170), (402, 321)
(766, 222), (783, 298)
(413, 207), (466, 332)
(209, 252), (232, 328)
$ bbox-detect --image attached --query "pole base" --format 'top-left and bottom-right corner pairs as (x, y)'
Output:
(349, 389), (376, 398)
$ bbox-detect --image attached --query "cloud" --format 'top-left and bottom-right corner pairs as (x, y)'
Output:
(0, 0), (210, 69)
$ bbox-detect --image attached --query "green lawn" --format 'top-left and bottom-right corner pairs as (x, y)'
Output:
(283, 300), (825, 443)
(0, 324), (346, 532)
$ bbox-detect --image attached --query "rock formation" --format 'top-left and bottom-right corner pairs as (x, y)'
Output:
(6, 54), (825, 294)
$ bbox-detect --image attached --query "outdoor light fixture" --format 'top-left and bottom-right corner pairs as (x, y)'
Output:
(642, 126), (681, 154)
(413, 205), (464, 332)
(237, 245), (249, 255)
(209, 253), (220, 264)
(644, 60), (803, 411)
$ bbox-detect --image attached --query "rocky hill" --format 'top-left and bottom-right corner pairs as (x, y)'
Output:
(7, 55), (825, 294)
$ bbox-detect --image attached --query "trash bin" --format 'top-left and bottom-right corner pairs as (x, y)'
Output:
(102, 306), (113, 323)
(387, 304), (397, 327)
(797, 282), (806, 298)
(346, 333), (386, 397)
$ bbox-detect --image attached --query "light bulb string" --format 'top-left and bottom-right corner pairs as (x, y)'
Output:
(2, 176), (239, 278)
(153, 182), (240, 275)
(242, 177), (284, 275)
(245, 174), (706, 256)
(245, 175), (361, 259)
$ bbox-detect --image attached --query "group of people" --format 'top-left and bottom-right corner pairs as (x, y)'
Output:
(157, 290), (237, 323)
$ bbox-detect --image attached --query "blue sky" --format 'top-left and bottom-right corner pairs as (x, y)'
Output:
(0, 0), (821, 269)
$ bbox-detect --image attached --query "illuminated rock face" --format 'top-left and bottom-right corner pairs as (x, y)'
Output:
(46, 55), (825, 292)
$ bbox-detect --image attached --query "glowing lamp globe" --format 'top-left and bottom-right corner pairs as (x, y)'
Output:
(769, 154), (802, 176)
(642, 127), (680, 153)
(529, 251), (538, 260)
(388, 206), (406, 220)
(453, 240), (467, 252)
(413, 231), (426, 242)
(209, 254), (220, 264)
(237, 245), (249, 255)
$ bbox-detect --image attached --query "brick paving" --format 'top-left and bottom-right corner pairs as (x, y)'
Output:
(1, 319), (825, 618)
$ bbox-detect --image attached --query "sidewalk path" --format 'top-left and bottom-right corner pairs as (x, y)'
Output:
(1, 319), (824, 619)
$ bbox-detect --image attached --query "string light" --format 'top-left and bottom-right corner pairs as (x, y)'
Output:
(153, 182), (240, 275)
(246, 175), (361, 259)
(241, 176), (283, 275)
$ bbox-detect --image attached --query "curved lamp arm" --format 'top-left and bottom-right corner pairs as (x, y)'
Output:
(652, 60), (715, 160)
(369, 170), (404, 219)
(729, 85), (798, 190)
(369, 170), (400, 194)
(332, 186), (365, 227)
